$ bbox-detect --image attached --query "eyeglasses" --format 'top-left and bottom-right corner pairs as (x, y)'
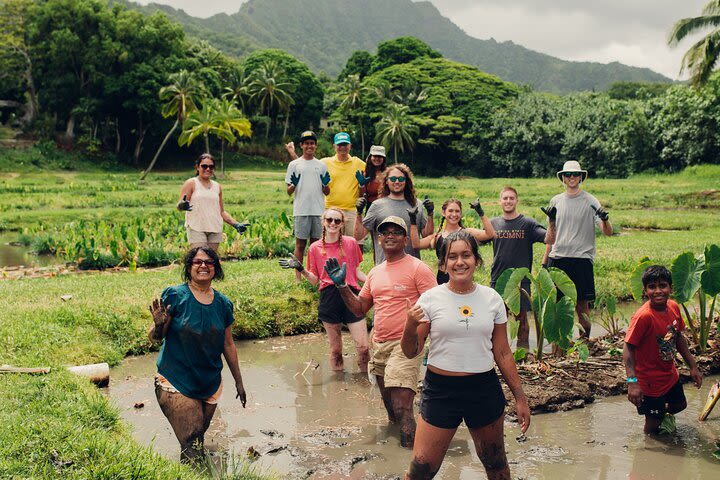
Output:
(379, 230), (405, 237)
(199, 164), (215, 170)
(325, 217), (343, 225)
(388, 176), (406, 183)
(192, 259), (215, 266)
(562, 172), (582, 178)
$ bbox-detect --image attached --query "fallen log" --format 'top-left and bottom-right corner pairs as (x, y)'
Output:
(0, 363), (109, 387)
(0, 364), (51, 374)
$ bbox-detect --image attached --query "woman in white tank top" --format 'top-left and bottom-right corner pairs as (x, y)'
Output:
(400, 230), (530, 480)
(177, 154), (249, 251)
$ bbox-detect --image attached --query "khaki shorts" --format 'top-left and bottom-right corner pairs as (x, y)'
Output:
(369, 339), (422, 392)
(186, 227), (223, 245)
(342, 209), (357, 237)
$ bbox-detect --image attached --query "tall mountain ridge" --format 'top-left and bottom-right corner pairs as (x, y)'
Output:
(124, 0), (671, 93)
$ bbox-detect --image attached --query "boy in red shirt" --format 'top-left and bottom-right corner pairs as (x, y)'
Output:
(623, 265), (702, 434)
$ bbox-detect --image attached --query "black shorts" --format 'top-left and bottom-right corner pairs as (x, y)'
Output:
(420, 369), (506, 429)
(548, 257), (595, 301)
(491, 279), (532, 313)
(318, 285), (364, 325)
(637, 379), (686, 419)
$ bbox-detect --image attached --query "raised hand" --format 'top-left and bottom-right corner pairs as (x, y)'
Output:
(405, 298), (427, 330)
(422, 195), (434, 215)
(469, 198), (484, 217)
(233, 222), (250, 234)
(177, 194), (192, 211)
(278, 256), (304, 272)
(355, 170), (371, 187)
(324, 258), (347, 287)
(320, 171), (331, 187)
(289, 171), (301, 187)
(406, 206), (419, 225)
(150, 298), (171, 329)
(356, 196), (367, 215)
(540, 205), (557, 222)
(284, 141), (295, 156)
(591, 205), (609, 221)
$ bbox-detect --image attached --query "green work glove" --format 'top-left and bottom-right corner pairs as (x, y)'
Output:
(469, 198), (484, 217)
(355, 170), (371, 187)
(592, 205), (609, 221)
(324, 258), (347, 287)
(422, 195), (434, 215)
(177, 194), (192, 211)
(289, 172), (301, 187)
(356, 196), (367, 215)
(406, 206), (419, 225)
(540, 206), (557, 222)
(233, 222), (250, 234)
(278, 256), (304, 272)
(320, 171), (331, 186)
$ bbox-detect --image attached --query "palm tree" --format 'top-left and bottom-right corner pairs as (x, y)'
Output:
(375, 103), (419, 164)
(668, 0), (720, 87)
(223, 66), (249, 114)
(213, 98), (252, 177)
(246, 60), (295, 139)
(141, 70), (204, 180)
(339, 74), (372, 156)
(178, 99), (218, 154)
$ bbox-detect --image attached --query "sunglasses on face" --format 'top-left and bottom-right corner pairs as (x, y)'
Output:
(562, 172), (582, 178)
(199, 164), (215, 170)
(192, 259), (215, 266)
(379, 230), (405, 237)
(388, 176), (406, 183)
(325, 217), (343, 225)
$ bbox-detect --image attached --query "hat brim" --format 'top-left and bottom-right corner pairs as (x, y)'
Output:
(557, 171), (588, 182)
(377, 222), (407, 235)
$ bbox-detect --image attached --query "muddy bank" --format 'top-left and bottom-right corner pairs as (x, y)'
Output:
(504, 331), (720, 416)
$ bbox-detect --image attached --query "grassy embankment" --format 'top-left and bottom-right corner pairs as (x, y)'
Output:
(1, 158), (720, 478)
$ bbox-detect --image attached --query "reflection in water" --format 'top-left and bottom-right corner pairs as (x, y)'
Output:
(0, 234), (62, 268)
(108, 333), (720, 479)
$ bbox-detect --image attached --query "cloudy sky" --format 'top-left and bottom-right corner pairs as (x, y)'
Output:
(137, 0), (709, 79)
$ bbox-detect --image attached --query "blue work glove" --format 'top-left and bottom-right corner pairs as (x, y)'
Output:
(324, 258), (347, 287)
(177, 194), (192, 211)
(355, 170), (371, 187)
(591, 205), (609, 221)
(320, 171), (331, 187)
(289, 172), (301, 187)
(233, 222), (250, 234)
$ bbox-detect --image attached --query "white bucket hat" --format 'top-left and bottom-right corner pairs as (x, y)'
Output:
(557, 160), (588, 182)
(369, 145), (386, 157)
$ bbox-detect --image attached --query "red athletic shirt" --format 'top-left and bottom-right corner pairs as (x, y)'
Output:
(624, 300), (684, 397)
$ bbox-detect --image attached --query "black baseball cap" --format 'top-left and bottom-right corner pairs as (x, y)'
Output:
(299, 130), (317, 143)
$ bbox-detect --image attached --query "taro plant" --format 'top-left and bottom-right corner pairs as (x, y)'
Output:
(495, 267), (577, 362)
(594, 294), (628, 336)
(630, 244), (720, 353)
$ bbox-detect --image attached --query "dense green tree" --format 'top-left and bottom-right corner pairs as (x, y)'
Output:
(338, 50), (374, 80)
(606, 81), (672, 100)
(0, 0), (37, 126)
(669, 0), (720, 87)
(370, 36), (441, 73)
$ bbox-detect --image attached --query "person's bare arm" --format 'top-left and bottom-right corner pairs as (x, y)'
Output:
(542, 243), (551, 266)
(218, 186), (240, 225)
(223, 326), (246, 407)
(600, 219), (613, 236)
(676, 333), (702, 388)
(338, 285), (373, 317)
(356, 266), (366, 284)
(421, 214), (434, 237)
(623, 342), (643, 406)
(401, 300), (429, 358)
(177, 179), (194, 211)
(544, 221), (556, 245)
(492, 322), (530, 433)
(354, 213), (369, 241)
(287, 184), (295, 196)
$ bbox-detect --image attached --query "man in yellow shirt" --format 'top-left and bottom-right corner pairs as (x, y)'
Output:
(321, 132), (366, 236)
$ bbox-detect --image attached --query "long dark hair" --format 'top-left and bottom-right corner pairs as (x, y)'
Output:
(439, 230), (483, 272)
(194, 153), (215, 177)
(182, 246), (224, 282)
(379, 163), (417, 206)
(364, 154), (387, 181)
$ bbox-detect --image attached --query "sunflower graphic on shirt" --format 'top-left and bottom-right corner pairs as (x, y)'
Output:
(458, 305), (473, 330)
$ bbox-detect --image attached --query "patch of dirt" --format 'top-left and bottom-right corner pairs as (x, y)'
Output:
(0, 263), (177, 281)
(501, 330), (720, 416)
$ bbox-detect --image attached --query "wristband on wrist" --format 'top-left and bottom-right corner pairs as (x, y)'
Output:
(626, 377), (638, 383)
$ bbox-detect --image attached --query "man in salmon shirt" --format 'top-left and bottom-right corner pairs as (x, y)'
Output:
(623, 265), (702, 434)
(324, 216), (437, 448)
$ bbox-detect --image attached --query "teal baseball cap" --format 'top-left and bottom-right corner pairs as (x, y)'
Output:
(333, 132), (351, 145)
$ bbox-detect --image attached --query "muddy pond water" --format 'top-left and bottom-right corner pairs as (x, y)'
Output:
(108, 333), (720, 479)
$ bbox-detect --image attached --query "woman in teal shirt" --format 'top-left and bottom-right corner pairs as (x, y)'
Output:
(149, 246), (247, 462)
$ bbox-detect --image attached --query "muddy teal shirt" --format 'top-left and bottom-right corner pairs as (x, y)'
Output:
(156, 284), (234, 399)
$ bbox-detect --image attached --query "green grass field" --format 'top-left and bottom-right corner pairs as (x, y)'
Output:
(1, 162), (720, 478)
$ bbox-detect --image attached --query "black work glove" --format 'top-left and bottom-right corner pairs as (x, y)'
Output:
(540, 206), (557, 222)
(356, 196), (367, 215)
(324, 258), (347, 287)
(406, 206), (419, 225)
(289, 172), (301, 187)
(422, 195), (434, 215)
(233, 222), (250, 234)
(177, 194), (192, 211)
(592, 205), (609, 221)
(469, 198), (484, 217)
(278, 256), (304, 272)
